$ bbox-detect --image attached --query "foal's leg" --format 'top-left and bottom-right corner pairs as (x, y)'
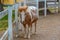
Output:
(28, 25), (31, 38)
(18, 14), (22, 31)
(30, 24), (32, 35)
(23, 24), (27, 38)
(34, 21), (37, 34)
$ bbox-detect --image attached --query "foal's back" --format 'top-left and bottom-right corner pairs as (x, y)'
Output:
(26, 6), (38, 23)
(26, 6), (38, 19)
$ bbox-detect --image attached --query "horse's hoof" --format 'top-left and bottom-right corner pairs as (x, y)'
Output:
(28, 35), (30, 39)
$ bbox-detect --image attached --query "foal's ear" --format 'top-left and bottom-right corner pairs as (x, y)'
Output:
(18, 6), (28, 12)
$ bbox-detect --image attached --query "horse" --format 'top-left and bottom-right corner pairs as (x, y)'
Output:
(18, 6), (38, 38)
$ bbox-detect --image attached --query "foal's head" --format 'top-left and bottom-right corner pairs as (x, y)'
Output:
(18, 6), (28, 23)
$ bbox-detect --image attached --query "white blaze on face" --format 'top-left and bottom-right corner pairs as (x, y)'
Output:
(21, 11), (25, 22)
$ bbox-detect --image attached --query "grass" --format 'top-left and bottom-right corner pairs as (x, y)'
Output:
(0, 10), (15, 31)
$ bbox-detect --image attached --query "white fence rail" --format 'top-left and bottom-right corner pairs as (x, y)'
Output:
(0, 29), (8, 40)
(0, 3), (20, 40)
(0, 9), (8, 19)
(0, 1), (24, 39)
(0, 3), (16, 19)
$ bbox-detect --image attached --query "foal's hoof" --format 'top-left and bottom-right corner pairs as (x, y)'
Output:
(28, 35), (30, 39)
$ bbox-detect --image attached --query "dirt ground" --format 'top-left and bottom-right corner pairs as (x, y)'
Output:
(0, 31), (5, 38)
(13, 13), (60, 40)
(0, 13), (60, 40)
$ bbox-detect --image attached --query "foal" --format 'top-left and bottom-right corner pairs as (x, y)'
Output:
(18, 6), (38, 38)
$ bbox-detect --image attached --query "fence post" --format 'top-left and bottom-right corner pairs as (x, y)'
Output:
(36, 0), (39, 18)
(15, 4), (19, 37)
(19, 2), (21, 6)
(44, 0), (47, 16)
(24, 0), (26, 5)
(8, 6), (13, 40)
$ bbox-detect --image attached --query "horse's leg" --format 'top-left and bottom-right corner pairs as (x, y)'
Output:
(23, 24), (27, 38)
(34, 21), (37, 34)
(28, 24), (31, 38)
(30, 23), (32, 35)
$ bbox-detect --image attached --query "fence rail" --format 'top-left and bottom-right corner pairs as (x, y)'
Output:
(0, 9), (8, 19)
(0, 29), (8, 40)
(0, 1), (23, 39)
(0, 3), (16, 19)
(0, 3), (19, 40)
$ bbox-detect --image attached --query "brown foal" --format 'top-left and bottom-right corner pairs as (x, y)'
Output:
(18, 6), (38, 38)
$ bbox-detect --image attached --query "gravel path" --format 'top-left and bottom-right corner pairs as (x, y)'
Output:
(13, 13), (60, 40)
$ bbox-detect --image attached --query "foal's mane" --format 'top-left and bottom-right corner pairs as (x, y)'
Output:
(18, 6), (28, 12)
